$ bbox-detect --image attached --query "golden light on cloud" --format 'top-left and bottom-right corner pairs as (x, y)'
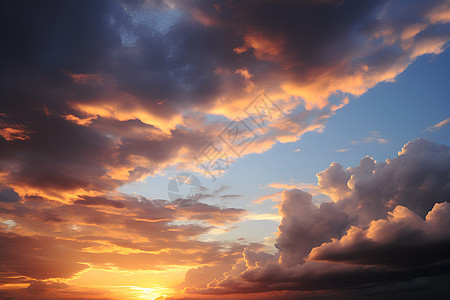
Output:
(428, 2), (450, 24)
(234, 31), (285, 62)
(0, 118), (33, 141)
(73, 98), (182, 135)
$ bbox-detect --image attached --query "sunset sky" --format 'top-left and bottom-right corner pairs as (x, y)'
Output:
(1, 0), (450, 299)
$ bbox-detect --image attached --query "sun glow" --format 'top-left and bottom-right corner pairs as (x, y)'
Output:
(67, 266), (189, 299)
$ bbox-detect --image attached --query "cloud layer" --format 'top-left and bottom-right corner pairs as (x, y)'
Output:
(2, 0), (450, 193)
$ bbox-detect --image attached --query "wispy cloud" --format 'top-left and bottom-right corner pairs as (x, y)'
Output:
(425, 117), (450, 132)
(253, 191), (283, 204)
(267, 182), (320, 196)
(245, 213), (282, 222)
(352, 130), (388, 145)
(334, 148), (350, 152)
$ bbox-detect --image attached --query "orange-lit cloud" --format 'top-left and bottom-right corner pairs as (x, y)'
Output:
(426, 117), (450, 131)
(234, 31), (285, 62)
(0, 118), (32, 142)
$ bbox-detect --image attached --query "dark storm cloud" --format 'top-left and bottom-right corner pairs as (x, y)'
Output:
(276, 190), (349, 266)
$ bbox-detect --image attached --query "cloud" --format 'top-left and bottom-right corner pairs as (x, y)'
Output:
(244, 214), (282, 222)
(176, 203), (246, 226)
(0, 188), (21, 203)
(252, 191), (283, 204)
(351, 130), (388, 145)
(181, 139), (450, 298)
(308, 202), (450, 267)
(316, 162), (352, 201)
(1, 0), (449, 193)
(73, 195), (126, 209)
(267, 182), (318, 193)
(426, 117), (450, 131)
(0, 118), (33, 142)
(276, 190), (349, 266)
(0, 233), (90, 280)
(0, 191), (251, 289)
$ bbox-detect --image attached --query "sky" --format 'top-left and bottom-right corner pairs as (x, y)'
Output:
(0, 0), (450, 299)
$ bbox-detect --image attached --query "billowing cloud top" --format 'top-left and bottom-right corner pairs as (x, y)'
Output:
(180, 139), (450, 299)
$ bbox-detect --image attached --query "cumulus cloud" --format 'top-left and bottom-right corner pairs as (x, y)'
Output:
(180, 139), (450, 298)
(309, 202), (450, 267)
(276, 190), (349, 266)
(316, 162), (352, 201)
